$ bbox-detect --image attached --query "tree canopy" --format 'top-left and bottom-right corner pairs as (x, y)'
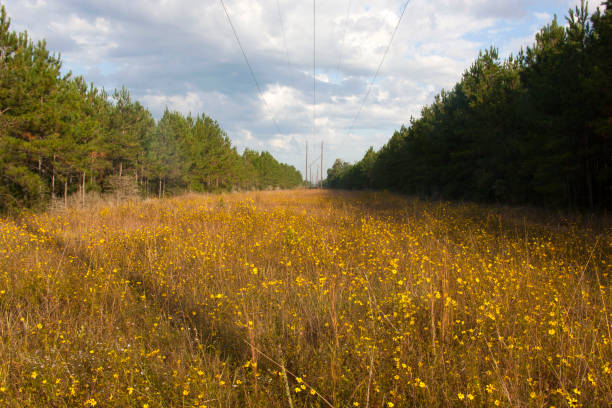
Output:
(0, 4), (302, 212)
(326, 0), (611, 210)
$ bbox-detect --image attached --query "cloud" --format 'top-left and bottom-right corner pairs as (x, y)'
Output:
(23, 0), (46, 8)
(140, 91), (205, 117)
(534, 11), (552, 21)
(48, 15), (117, 66)
(0, 0), (580, 171)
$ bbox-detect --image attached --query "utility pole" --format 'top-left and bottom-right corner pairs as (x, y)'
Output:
(310, 166), (313, 186)
(320, 141), (323, 188)
(306, 139), (324, 189)
(305, 141), (308, 187)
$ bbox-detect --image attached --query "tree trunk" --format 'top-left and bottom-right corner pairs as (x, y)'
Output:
(82, 172), (86, 208)
(51, 155), (56, 199)
(585, 131), (593, 210)
(158, 178), (162, 199)
(119, 161), (123, 178)
(64, 180), (68, 208)
(586, 161), (593, 210)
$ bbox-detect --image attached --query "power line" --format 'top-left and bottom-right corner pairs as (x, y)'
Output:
(347, 0), (411, 135)
(275, 0), (293, 78)
(313, 0), (316, 145)
(219, 0), (282, 135)
(335, 0), (353, 77)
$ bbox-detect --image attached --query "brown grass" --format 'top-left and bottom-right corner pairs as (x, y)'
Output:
(0, 190), (609, 407)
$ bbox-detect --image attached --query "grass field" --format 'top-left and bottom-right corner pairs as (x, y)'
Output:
(0, 190), (610, 407)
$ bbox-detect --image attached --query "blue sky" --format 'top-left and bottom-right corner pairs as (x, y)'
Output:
(1, 0), (594, 178)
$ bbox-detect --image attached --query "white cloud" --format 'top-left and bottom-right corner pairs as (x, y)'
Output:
(23, 0), (46, 8)
(0, 0), (582, 171)
(315, 73), (330, 84)
(269, 135), (293, 151)
(141, 91), (205, 116)
(534, 11), (552, 21)
(48, 14), (117, 67)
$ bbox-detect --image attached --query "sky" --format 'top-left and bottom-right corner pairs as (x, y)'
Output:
(1, 0), (591, 178)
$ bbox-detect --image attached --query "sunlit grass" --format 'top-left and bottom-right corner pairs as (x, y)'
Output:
(0, 190), (609, 407)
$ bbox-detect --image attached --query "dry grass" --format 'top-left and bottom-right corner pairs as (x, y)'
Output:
(0, 190), (609, 407)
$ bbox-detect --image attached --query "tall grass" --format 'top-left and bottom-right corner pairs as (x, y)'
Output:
(0, 190), (609, 407)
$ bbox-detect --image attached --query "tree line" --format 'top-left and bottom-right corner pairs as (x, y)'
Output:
(327, 1), (611, 210)
(0, 5), (302, 212)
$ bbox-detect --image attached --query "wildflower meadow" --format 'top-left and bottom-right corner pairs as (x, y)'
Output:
(0, 190), (609, 407)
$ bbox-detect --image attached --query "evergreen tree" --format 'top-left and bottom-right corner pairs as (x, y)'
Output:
(0, 2), (302, 212)
(327, 1), (610, 210)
